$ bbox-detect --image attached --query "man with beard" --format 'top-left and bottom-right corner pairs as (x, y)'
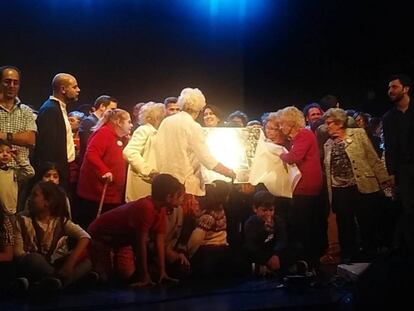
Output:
(382, 74), (414, 215)
(33, 73), (80, 189)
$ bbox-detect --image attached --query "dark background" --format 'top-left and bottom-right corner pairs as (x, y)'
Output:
(1, 0), (413, 120)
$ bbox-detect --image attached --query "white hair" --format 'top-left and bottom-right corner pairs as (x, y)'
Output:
(138, 102), (166, 125)
(177, 88), (206, 114)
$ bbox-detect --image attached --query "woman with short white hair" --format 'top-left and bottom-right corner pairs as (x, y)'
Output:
(123, 102), (166, 202)
(155, 88), (235, 215)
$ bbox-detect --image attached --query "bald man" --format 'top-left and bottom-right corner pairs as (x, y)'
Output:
(33, 73), (81, 189)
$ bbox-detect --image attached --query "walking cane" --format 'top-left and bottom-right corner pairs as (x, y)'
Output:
(96, 180), (109, 218)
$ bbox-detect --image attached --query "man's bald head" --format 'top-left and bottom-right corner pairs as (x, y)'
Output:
(52, 73), (80, 104)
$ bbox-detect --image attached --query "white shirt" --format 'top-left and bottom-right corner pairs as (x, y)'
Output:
(155, 111), (218, 196)
(50, 96), (75, 163)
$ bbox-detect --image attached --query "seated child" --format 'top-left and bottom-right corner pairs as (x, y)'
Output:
(187, 180), (237, 278)
(88, 174), (185, 286)
(24, 162), (72, 218)
(244, 190), (304, 275)
(0, 139), (34, 218)
(14, 182), (91, 292)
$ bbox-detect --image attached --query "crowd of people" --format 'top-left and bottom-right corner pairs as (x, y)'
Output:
(1, 65), (413, 299)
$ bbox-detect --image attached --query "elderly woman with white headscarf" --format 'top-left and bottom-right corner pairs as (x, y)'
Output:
(123, 102), (166, 202)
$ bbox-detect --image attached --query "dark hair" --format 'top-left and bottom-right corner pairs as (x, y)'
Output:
(200, 180), (231, 211)
(37, 162), (62, 182)
(29, 181), (69, 222)
(0, 65), (21, 80)
(200, 104), (223, 126)
(227, 110), (249, 127)
(0, 139), (12, 149)
(388, 74), (412, 93)
(203, 104), (222, 120)
(353, 111), (371, 128)
(253, 190), (275, 209)
(76, 104), (94, 115)
(303, 102), (323, 117)
(151, 174), (184, 202)
(164, 97), (178, 106)
(93, 95), (118, 110)
(369, 117), (382, 133)
(319, 94), (339, 111)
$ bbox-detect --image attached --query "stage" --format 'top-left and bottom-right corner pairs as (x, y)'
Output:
(1, 264), (353, 311)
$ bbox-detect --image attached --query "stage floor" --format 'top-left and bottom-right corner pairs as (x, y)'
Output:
(1, 265), (353, 311)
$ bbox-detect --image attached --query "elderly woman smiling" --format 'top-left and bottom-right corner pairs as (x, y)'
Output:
(323, 108), (391, 263)
(123, 102), (166, 202)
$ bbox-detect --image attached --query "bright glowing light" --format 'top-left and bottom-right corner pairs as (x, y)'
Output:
(205, 128), (246, 169)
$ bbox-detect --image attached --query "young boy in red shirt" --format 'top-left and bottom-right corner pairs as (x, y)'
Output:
(88, 174), (185, 286)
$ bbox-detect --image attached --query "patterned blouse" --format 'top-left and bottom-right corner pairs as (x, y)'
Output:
(330, 139), (356, 188)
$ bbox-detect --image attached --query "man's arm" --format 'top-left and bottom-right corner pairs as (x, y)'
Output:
(0, 131), (35, 146)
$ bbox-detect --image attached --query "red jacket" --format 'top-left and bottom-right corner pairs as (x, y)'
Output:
(77, 124), (126, 204)
(280, 128), (322, 196)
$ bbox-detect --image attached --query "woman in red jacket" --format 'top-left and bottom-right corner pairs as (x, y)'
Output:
(276, 106), (324, 271)
(76, 109), (132, 229)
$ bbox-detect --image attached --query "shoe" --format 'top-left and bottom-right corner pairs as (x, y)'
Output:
(9, 277), (29, 297)
(39, 277), (62, 294)
(295, 260), (309, 275)
(80, 271), (100, 288)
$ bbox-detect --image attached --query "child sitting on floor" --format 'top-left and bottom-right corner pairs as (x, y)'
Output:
(187, 180), (243, 278)
(88, 174), (185, 286)
(24, 162), (72, 219)
(244, 190), (306, 276)
(14, 182), (92, 293)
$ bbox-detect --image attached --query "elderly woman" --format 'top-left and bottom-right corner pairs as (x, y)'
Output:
(277, 106), (324, 269)
(155, 88), (235, 218)
(76, 109), (132, 229)
(324, 108), (391, 263)
(263, 112), (290, 148)
(201, 104), (223, 127)
(123, 102), (165, 202)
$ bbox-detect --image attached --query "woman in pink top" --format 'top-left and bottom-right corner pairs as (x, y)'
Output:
(277, 106), (324, 270)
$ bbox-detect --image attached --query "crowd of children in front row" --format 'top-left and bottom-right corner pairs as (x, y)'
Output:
(1, 137), (309, 297)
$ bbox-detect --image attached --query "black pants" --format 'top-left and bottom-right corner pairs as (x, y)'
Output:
(74, 197), (119, 230)
(0, 261), (16, 292)
(332, 186), (380, 261)
(191, 246), (248, 279)
(290, 195), (326, 268)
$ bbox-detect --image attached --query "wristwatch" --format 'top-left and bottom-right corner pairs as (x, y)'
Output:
(6, 132), (13, 142)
